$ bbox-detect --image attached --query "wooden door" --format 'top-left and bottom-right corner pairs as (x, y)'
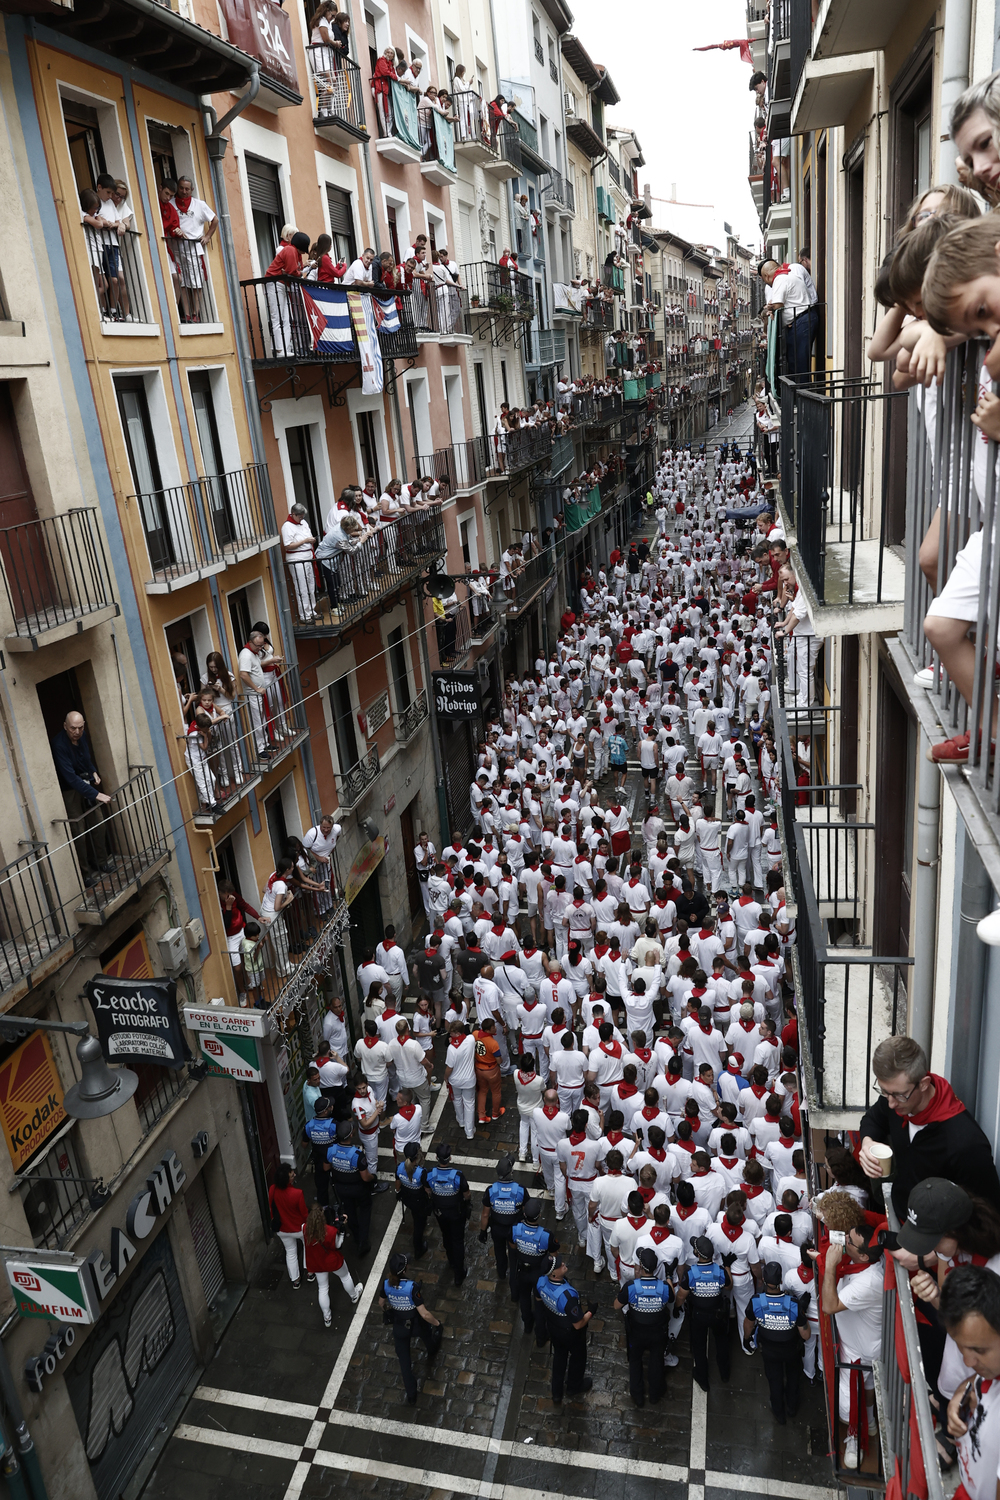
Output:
(0, 384), (53, 619)
(398, 800), (424, 922)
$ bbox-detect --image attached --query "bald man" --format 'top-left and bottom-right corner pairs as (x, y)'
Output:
(51, 712), (114, 885)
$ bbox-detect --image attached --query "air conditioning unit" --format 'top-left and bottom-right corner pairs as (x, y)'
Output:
(563, 91), (576, 118)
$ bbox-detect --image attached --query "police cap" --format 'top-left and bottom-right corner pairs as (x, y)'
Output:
(636, 1247), (658, 1274)
(336, 1120), (354, 1141)
(762, 1261), (784, 1287)
(693, 1236), (715, 1261)
(403, 1142), (420, 1161)
(435, 1142), (452, 1162)
(388, 1253), (408, 1277)
(522, 1200), (541, 1222)
(497, 1153), (514, 1177)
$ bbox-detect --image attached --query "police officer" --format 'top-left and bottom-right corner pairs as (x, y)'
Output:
(395, 1142), (431, 1258)
(426, 1142), (471, 1286)
(379, 1251), (442, 1405)
(327, 1119), (377, 1254)
(479, 1154), (528, 1280)
(304, 1096), (338, 1207)
(743, 1260), (810, 1424)
(677, 1235), (732, 1392)
(614, 1246), (673, 1408)
(509, 1201), (559, 1333)
(534, 1255), (595, 1402)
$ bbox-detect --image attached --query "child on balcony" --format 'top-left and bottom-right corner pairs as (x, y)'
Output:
(185, 709), (217, 813)
(80, 188), (109, 316)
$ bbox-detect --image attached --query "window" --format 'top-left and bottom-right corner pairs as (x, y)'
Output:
(473, 362), (488, 437)
(133, 1064), (185, 1133)
(285, 425), (322, 538)
(265, 785), (290, 865)
(387, 625), (411, 710)
(115, 377), (171, 571)
(189, 372), (236, 547)
(246, 155), (284, 275)
(387, 206), (401, 265)
(500, 359), (508, 406)
(326, 185), (357, 268)
(166, 611), (213, 709)
(459, 520), (471, 567)
(356, 410), (382, 493)
(62, 100), (107, 191)
(19, 1130), (92, 1249)
(329, 676), (359, 772)
(147, 124), (178, 188)
(364, 7), (378, 73)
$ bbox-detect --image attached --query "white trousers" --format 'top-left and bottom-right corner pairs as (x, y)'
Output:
(359, 1129), (379, 1174)
(451, 1083), (476, 1139)
(731, 1270), (754, 1343)
(278, 1229), (303, 1282)
(728, 856), (747, 889)
(803, 1322), (818, 1380)
(786, 633), (820, 707)
(700, 849), (724, 894)
(316, 1264), (358, 1320)
(537, 1147), (568, 1213)
(567, 1178), (595, 1246)
(521, 1036), (547, 1075)
(557, 1085), (584, 1117)
(518, 1114), (538, 1157)
(247, 689), (269, 754)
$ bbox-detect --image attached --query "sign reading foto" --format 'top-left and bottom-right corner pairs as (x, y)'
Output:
(183, 1006), (268, 1038)
(433, 671), (479, 719)
(0, 1033), (67, 1172)
(6, 1259), (96, 1325)
(85, 975), (186, 1070)
(200, 1033), (263, 1083)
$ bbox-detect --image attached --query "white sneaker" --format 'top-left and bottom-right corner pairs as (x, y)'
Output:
(351, 1281), (364, 1304)
(518, 1150), (527, 1162)
(593, 1257), (606, 1272)
(664, 1351), (679, 1367)
(913, 666), (935, 688)
(843, 1435), (859, 1469)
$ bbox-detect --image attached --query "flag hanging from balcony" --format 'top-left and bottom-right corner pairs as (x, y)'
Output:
(693, 40), (754, 64)
(301, 284), (355, 353)
(372, 297), (401, 334)
(347, 289), (384, 395)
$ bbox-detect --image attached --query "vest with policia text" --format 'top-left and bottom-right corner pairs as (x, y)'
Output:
(427, 1166), (464, 1216)
(326, 1142), (365, 1193)
(486, 1179), (526, 1225)
(383, 1277), (418, 1319)
(687, 1261), (727, 1313)
(750, 1291), (800, 1346)
(510, 1222), (554, 1272)
(625, 1276), (673, 1328)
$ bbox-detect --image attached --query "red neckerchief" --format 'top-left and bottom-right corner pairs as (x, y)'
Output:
(761, 1036), (778, 1049)
(175, 192), (193, 215)
(649, 1146), (667, 1162)
(522, 1000), (538, 1012)
(543, 1104), (559, 1119)
(449, 1034), (467, 1049)
(606, 1130), (625, 1146)
(516, 1069), (535, 1083)
(794, 1266), (813, 1285)
(698, 1022), (713, 1036)
(423, 948), (437, 958)
(629, 878), (642, 888)
(600, 1040), (622, 1058)
(641, 1106), (660, 1120)
(569, 1131), (586, 1146)
(739, 1019), (756, 1033)
(491, 924), (505, 936)
(397, 1104), (416, 1121)
(381, 939), (396, 951)
(778, 1134), (794, 1148)
(674, 1204), (697, 1221)
(635, 1047), (652, 1063)
(573, 899), (585, 908)
(675, 1139), (696, 1155)
(719, 1156), (738, 1169)
(719, 1218), (744, 1244)
(763, 1112), (780, 1124)
(627, 1214), (646, 1229)
(584, 1098), (602, 1113)
(907, 1075), (967, 1127)
(676, 948), (692, 964)
(743, 1184), (764, 1199)
(775, 1234), (793, 1244)
(692, 1169), (710, 1179)
(617, 1082), (638, 1098)
(383, 1008), (398, 1021)
(523, 946), (537, 956)
(593, 945), (609, 959)
(363, 1036), (380, 1049)
(609, 804), (621, 815)
(638, 1186), (655, 1203)
(749, 1083), (767, 1099)
(698, 928), (713, 940)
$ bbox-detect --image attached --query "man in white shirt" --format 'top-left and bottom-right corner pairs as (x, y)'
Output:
(343, 247), (376, 286)
(443, 1022), (478, 1139)
(282, 504), (318, 623)
(389, 1018), (433, 1113)
(354, 1020), (391, 1104)
(708, 1205), (760, 1335)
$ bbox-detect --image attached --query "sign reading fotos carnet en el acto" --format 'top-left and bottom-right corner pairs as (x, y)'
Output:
(432, 671), (479, 719)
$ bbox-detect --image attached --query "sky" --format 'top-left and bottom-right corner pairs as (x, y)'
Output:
(565, 0), (762, 254)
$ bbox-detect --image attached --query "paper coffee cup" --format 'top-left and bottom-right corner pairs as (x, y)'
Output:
(869, 1142), (893, 1177)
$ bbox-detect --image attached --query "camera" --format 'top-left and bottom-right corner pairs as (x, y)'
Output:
(829, 1230), (846, 1246)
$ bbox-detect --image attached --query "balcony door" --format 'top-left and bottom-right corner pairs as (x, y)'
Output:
(326, 186), (357, 269)
(0, 384), (54, 617)
(115, 377), (172, 572)
(246, 157), (284, 274)
(329, 676), (359, 775)
(189, 373), (236, 548)
(285, 425), (323, 541)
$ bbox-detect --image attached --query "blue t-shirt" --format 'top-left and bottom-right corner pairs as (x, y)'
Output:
(609, 735), (628, 764)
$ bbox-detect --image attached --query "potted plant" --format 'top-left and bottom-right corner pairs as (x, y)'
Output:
(494, 292), (514, 313)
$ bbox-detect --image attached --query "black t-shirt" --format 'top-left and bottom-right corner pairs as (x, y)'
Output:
(455, 948), (488, 984)
(677, 890), (709, 926)
(415, 951), (447, 993)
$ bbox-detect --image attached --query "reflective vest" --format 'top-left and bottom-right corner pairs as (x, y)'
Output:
(486, 1180), (526, 1222)
(383, 1277), (417, 1315)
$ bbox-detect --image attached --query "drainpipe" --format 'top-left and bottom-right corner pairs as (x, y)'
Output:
(202, 76), (322, 817)
(938, 0), (973, 185)
(950, 831), (993, 1113)
(910, 732), (940, 1058)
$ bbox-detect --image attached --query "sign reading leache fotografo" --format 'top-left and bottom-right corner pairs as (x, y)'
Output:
(0, 1032), (67, 1172)
(433, 671), (479, 719)
(84, 975), (186, 1070)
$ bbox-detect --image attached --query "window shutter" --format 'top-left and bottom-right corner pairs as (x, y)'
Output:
(246, 156), (282, 216)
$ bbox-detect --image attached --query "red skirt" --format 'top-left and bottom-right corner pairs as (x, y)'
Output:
(611, 829), (631, 856)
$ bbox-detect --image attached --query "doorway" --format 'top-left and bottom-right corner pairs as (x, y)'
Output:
(398, 800), (424, 924)
(115, 378), (170, 571)
(36, 667), (84, 746)
(189, 373), (235, 548)
(285, 426), (322, 540)
(347, 873), (384, 1007)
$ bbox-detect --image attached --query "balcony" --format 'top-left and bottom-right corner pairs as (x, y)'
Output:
(506, 551), (554, 618)
(83, 227), (157, 335)
(582, 298), (616, 331)
(0, 509), (119, 651)
(408, 277), (472, 344)
(570, 391), (597, 424)
(413, 438), (487, 497)
(436, 599), (472, 668)
(241, 279), (417, 367)
(184, 666), (309, 827)
(287, 510), (446, 636)
(394, 688), (429, 745)
(307, 51), (368, 146)
(544, 168), (575, 218)
(810, 0), (911, 60)
(549, 57), (559, 84)
(372, 79), (423, 164)
(622, 375), (647, 402)
(526, 327), (567, 367)
(790, 49), (877, 135)
(468, 590), (500, 644)
(549, 433), (575, 477)
(452, 90), (497, 166)
(0, 845), (72, 1006)
(607, 158), (621, 187)
(57, 767), (170, 926)
(463, 262), (534, 321)
(484, 121), (523, 180)
(132, 461), (278, 593)
(780, 362), (905, 635)
(602, 265), (626, 296)
(534, 37), (544, 63)
(418, 104), (458, 186)
(493, 425), (554, 476)
(338, 745), (381, 809)
(586, 392), (623, 429)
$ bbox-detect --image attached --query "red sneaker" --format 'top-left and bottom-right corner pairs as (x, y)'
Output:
(927, 731), (970, 763)
(490, 1107), (506, 1120)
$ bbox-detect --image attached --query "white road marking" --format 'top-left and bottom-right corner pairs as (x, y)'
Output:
(689, 1379), (707, 1469)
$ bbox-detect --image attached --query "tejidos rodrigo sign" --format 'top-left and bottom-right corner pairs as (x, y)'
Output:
(432, 671), (479, 719)
(84, 976), (186, 1069)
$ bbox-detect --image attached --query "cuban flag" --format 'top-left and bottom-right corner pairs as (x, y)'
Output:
(373, 297), (401, 334)
(303, 284), (354, 353)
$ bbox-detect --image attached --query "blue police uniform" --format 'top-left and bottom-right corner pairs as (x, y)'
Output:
(683, 1261), (730, 1389)
(509, 1221), (557, 1332)
(426, 1164), (470, 1284)
(304, 1115), (338, 1206)
(482, 1178), (527, 1279)
(382, 1276), (441, 1402)
(327, 1139), (373, 1252)
(395, 1161), (430, 1258)
(534, 1274), (589, 1401)
(748, 1289), (806, 1423)
(623, 1276), (673, 1406)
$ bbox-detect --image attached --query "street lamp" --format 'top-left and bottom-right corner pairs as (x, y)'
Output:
(0, 1017), (138, 1121)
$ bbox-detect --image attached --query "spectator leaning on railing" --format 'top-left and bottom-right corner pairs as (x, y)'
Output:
(858, 1036), (1000, 1217)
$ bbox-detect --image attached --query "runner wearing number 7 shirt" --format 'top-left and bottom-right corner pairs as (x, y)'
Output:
(557, 1110), (603, 1257)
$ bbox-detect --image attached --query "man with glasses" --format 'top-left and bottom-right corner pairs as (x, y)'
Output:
(858, 1036), (1000, 1217)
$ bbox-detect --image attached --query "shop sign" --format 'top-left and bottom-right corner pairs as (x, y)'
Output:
(358, 691), (389, 739)
(183, 1005), (268, 1038)
(383, 794), (396, 815)
(199, 1033), (263, 1083)
(84, 976), (186, 1070)
(433, 670), (478, 719)
(0, 1032), (67, 1171)
(344, 836), (387, 905)
(25, 1324), (76, 1392)
(6, 1259), (96, 1325)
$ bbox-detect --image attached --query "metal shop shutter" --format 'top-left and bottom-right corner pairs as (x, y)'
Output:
(185, 1171), (226, 1310)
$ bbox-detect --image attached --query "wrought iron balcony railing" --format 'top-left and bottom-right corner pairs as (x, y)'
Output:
(0, 845), (71, 1005)
(338, 744), (381, 808)
(83, 227), (153, 327)
(241, 279), (417, 365)
(288, 510), (447, 636)
(394, 689), (428, 744)
(544, 168), (575, 214)
(413, 439), (487, 496)
(306, 50), (367, 144)
(0, 508), (118, 647)
(55, 766), (170, 924)
(131, 461), (277, 590)
(435, 599), (472, 668)
(463, 262), (534, 320)
(408, 275), (471, 339)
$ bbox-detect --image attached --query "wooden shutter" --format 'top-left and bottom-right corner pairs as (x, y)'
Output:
(246, 156), (282, 217)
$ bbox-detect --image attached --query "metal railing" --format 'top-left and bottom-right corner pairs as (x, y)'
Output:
(238, 861), (346, 1011)
(57, 766), (168, 918)
(413, 438), (487, 494)
(463, 261), (534, 319)
(544, 168), (575, 213)
(603, 265), (626, 294)
(18, 1134), (96, 1249)
(451, 90), (521, 172)
(82, 226), (152, 325)
(507, 551), (554, 612)
(417, 104), (456, 176)
(394, 688), (428, 744)
(607, 158), (621, 187)
(571, 391), (597, 424)
(338, 744), (381, 808)
(0, 508), (117, 641)
(306, 49), (366, 134)
(493, 120), (523, 174)
(582, 299), (616, 331)
(549, 57), (559, 84)
(469, 589), (499, 641)
(372, 76), (421, 151)
(408, 274), (470, 338)
(131, 461), (276, 586)
(240, 277), (416, 364)
(180, 683), (301, 810)
(527, 327), (567, 366)
(549, 433), (574, 476)
(0, 845), (70, 1003)
(289, 510), (446, 634)
(770, 0), (790, 44)
(164, 237), (218, 325)
(503, 424), (554, 472)
(534, 37), (544, 63)
(134, 1062), (187, 1133)
(436, 599), (471, 667)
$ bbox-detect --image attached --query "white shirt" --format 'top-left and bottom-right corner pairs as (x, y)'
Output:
(343, 257), (372, 285)
(835, 1260), (885, 1363)
(174, 194), (216, 241)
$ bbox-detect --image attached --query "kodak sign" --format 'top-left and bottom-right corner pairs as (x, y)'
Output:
(0, 1033), (67, 1171)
